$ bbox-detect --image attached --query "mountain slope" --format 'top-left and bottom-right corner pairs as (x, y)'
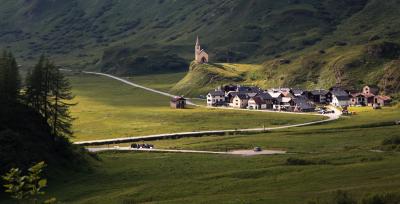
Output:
(0, 0), (370, 68)
(0, 0), (399, 94)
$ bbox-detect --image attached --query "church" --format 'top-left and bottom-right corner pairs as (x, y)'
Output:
(195, 36), (209, 64)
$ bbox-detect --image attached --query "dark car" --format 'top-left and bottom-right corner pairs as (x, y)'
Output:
(253, 147), (262, 152)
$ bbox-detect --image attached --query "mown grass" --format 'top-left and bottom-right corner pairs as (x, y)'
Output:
(69, 74), (323, 141)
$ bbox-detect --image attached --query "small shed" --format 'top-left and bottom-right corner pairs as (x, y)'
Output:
(170, 96), (186, 109)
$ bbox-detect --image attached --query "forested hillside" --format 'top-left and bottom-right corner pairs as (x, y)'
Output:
(0, 0), (399, 93)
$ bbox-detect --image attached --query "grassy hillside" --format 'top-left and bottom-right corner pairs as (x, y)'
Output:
(69, 74), (323, 141)
(1, 0), (399, 93)
(9, 107), (398, 204)
(0, 1), (382, 67)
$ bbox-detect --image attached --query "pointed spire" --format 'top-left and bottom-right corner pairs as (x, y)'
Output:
(196, 36), (200, 47)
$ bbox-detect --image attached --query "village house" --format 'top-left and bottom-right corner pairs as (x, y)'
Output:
(374, 95), (392, 106)
(231, 94), (250, 109)
(257, 92), (274, 109)
(292, 96), (316, 112)
(290, 88), (305, 97)
(207, 90), (225, 106)
(326, 88), (350, 107)
(349, 85), (391, 107)
(247, 96), (265, 110)
(308, 89), (328, 104)
(350, 93), (366, 106)
(273, 96), (293, 111)
(170, 96), (186, 109)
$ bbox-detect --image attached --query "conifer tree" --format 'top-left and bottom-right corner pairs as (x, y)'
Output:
(25, 56), (75, 138)
(26, 55), (45, 113)
(49, 66), (75, 138)
(0, 51), (20, 104)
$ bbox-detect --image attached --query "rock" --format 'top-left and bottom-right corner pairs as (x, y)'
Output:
(334, 41), (348, 46)
(279, 59), (291, 64)
(366, 41), (400, 59)
(368, 35), (381, 42)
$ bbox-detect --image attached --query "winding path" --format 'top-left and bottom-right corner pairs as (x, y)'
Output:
(70, 71), (341, 146)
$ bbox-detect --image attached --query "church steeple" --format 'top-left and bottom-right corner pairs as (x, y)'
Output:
(194, 36), (209, 64)
(195, 36), (200, 50)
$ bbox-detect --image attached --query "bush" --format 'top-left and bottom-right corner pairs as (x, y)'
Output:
(361, 192), (400, 204)
(382, 136), (400, 146)
(334, 190), (357, 204)
(286, 157), (315, 165)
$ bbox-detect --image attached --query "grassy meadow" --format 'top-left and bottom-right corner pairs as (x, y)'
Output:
(69, 74), (323, 141)
(40, 106), (400, 204)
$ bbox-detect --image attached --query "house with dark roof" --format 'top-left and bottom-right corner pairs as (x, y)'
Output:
(290, 88), (305, 97)
(273, 97), (294, 111)
(327, 89), (350, 107)
(207, 90), (225, 106)
(170, 96), (186, 109)
(350, 93), (366, 106)
(308, 89), (328, 103)
(292, 96), (316, 112)
(231, 94), (250, 109)
(248, 96), (265, 110)
(257, 92), (274, 109)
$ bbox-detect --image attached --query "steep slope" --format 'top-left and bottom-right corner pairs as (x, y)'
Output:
(174, 0), (400, 96)
(0, 0), (399, 94)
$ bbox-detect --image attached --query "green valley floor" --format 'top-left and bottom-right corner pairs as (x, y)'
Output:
(43, 106), (400, 204)
(68, 74), (323, 141)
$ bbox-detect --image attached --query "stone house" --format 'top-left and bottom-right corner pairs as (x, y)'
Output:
(374, 95), (392, 106)
(170, 96), (186, 109)
(292, 96), (316, 112)
(350, 93), (366, 106)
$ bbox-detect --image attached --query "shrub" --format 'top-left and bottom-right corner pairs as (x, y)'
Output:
(333, 190), (357, 204)
(381, 136), (400, 146)
(286, 157), (315, 165)
(361, 192), (400, 204)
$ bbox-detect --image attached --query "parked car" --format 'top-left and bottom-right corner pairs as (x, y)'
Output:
(253, 147), (262, 152)
(319, 110), (334, 114)
(131, 143), (154, 149)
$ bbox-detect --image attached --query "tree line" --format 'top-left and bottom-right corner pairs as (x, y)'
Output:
(0, 52), (74, 139)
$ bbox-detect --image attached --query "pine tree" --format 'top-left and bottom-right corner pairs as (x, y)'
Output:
(49, 68), (75, 138)
(26, 55), (45, 113)
(0, 51), (20, 104)
(25, 56), (75, 138)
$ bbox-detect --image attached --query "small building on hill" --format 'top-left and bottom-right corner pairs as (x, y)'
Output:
(170, 96), (186, 109)
(195, 36), (209, 63)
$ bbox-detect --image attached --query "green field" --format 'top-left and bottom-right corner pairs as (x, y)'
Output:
(125, 72), (187, 92)
(41, 107), (400, 204)
(69, 74), (324, 141)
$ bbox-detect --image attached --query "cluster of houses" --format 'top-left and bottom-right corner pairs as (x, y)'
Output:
(206, 85), (392, 112)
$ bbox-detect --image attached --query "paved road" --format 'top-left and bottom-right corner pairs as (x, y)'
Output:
(87, 147), (287, 156)
(70, 71), (341, 146)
